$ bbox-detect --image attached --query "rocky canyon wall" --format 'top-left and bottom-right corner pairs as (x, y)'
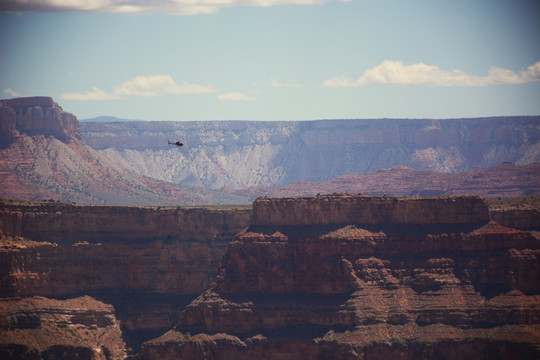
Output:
(141, 195), (540, 360)
(1, 196), (539, 359)
(0, 200), (251, 355)
(80, 117), (540, 189)
(252, 195), (490, 226)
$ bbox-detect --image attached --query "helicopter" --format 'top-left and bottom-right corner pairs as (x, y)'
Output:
(168, 141), (184, 147)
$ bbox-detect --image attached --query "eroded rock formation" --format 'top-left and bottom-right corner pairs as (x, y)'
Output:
(0, 296), (126, 360)
(0, 96), (80, 146)
(81, 117), (540, 189)
(0, 97), (249, 205)
(0, 201), (251, 353)
(141, 195), (540, 360)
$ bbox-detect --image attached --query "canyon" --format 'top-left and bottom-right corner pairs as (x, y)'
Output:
(2, 96), (540, 205)
(1, 96), (540, 359)
(142, 195), (540, 360)
(1, 195), (539, 359)
(0, 97), (249, 206)
(80, 116), (540, 189)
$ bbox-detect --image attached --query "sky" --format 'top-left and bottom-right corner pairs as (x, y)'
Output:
(1, 0), (539, 121)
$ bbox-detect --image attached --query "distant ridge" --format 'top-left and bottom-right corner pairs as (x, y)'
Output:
(81, 116), (540, 189)
(80, 115), (146, 122)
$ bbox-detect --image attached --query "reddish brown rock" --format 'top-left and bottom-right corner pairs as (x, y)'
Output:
(0, 96), (80, 145)
(0, 200), (251, 348)
(0, 296), (126, 360)
(144, 195), (540, 360)
(244, 162), (540, 199)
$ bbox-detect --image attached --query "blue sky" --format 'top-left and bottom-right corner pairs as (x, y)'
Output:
(1, 0), (539, 121)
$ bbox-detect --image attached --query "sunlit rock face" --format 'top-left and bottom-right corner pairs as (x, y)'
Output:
(81, 117), (540, 189)
(0, 97), (250, 205)
(0, 96), (81, 146)
(141, 195), (540, 360)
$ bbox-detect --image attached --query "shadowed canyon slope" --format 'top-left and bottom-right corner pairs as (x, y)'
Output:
(143, 195), (540, 360)
(1, 196), (539, 359)
(81, 116), (540, 189)
(0, 97), (249, 205)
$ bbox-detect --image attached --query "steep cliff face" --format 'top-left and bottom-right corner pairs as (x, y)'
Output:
(0, 97), (80, 146)
(0, 201), (251, 352)
(252, 195), (489, 226)
(81, 117), (540, 189)
(142, 195), (540, 360)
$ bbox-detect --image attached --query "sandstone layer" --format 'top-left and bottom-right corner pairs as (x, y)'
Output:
(141, 195), (540, 360)
(0, 296), (126, 360)
(0, 200), (251, 353)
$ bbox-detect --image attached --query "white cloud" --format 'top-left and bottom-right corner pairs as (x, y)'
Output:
(61, 75), (216, 101)
(0, 0), (344, 15)
(3, 88), (21, 97)
(114, 75), (216, 97)
(61, 86), (120, 101)
(270, 78), (303, 88)
(218, 92), (254, 101)
(323, 60), (540, 87)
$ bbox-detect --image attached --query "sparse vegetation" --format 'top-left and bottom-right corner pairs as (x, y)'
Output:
(487, 196), (540, 210)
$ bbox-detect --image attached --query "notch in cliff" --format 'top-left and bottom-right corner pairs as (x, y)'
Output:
(0, 96), (81, 147)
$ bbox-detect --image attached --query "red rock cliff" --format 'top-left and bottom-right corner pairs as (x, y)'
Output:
(252, 194), (490, 226)
(0, 96), (81, 146)
(0, 200), (251, 351)
(142, 195), (540, 360)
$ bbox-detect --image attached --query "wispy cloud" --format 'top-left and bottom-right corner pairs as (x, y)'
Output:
(218, 92), (254, 101)
(61, 75), (216, 101)
(270, 78), (304, 88)
(1, 0), (346, 15)
(62, 86), (120, 101)
(323, 60), (540, 87)
(114, 75), (216, 96)
(3, 88), (21, 97)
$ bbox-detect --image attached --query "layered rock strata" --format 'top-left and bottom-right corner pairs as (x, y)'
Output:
(0, 200), (251, 351)
(0, 96), (80, 146)
(0, 296), (126, 360)
(142, 195), (540, 360)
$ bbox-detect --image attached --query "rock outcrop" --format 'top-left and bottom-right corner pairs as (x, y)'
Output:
(141, 195), (540, 360)
(0, 296), (126, 360)
(0, 96), (80, 146)
(247, 162), (540, 199)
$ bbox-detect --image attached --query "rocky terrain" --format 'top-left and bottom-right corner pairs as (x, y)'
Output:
(2, 96), (539, 205)
(81, 116), (540, 189)
(0, 97), (249, 205)
(0, 296), (126, 359)
(0, 200), (250, 355)
(243, 162), (540, 199)
(0, 196), (539, 359)
(141, 195), (540, 360)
